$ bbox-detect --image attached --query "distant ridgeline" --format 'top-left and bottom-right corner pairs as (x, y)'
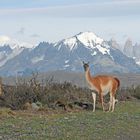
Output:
(0, 32), (140, 76)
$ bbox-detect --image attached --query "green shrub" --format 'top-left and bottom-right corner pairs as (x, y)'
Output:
(0, 74), (139, 110)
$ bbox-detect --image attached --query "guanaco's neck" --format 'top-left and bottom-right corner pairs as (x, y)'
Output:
(85, 68), (93, 84)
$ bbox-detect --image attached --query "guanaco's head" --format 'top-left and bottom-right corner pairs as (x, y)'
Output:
(82, 61), (89, 72)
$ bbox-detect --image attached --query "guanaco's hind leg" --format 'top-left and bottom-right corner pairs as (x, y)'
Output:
(111, 89), (118, 112)
(108, 94), (118, 112)
(108, 94), (113, 112)
(92, 92), (96, 112)
(111, 96), (116, 112)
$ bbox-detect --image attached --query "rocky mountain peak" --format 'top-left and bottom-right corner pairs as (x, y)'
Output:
(123, 38), (133, 57)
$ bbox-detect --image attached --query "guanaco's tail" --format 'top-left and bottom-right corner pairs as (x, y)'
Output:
(114, 77), (120, 88)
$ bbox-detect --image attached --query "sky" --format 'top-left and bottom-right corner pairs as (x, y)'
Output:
(0, 0), (140, 46)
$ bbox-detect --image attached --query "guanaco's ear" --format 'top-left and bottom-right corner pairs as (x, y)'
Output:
(87, 61), (90, 65)
(82, 61), (85, 64)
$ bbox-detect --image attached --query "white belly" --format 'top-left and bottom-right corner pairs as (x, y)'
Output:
(87, 79), (112, 96)
(102, 88), (110, 96)
(101, 82), (112, 96)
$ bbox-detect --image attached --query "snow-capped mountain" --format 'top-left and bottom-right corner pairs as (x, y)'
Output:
(0, 32), (140, 76)
(56, 32), (104, 50)
(0, 36), (34, 70)
(108, 38), (140, 65)
(0, 45), (25, 67)
(122, 39), (140, 65)
(0, 35), (33, 49)
(55, 32), (111, 56)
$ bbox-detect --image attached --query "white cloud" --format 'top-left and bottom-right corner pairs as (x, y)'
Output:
(0, 35), (11, 45)
(113, 0), (140, 3)
(0, 0), (140, 44)
(0, 1), (140, 18)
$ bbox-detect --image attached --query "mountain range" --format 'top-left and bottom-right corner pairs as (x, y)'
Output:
(0, 31), (140, 76)
(109, 38), (140, 65)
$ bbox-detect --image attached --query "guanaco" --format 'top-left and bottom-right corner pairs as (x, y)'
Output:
(83, 61), (120, 112)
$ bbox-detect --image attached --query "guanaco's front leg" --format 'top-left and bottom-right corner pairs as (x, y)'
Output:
(99, 93), (105, 112)
(92, 92), (96, 112)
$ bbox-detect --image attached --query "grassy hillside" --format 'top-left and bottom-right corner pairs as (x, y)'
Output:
(0, 101), (140, 140)
(0, 74), (140, 140)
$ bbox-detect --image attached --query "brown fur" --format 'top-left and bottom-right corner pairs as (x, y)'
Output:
(114, 77), (120, 88)
(83, 61), (120, 112)
(86, 70), (119, 94)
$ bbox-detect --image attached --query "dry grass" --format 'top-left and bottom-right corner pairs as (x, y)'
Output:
(0, 74), (140, 112)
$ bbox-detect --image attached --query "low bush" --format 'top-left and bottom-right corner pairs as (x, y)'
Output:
(0, 75), (139, 111)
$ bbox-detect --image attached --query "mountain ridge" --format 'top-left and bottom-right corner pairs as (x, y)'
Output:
(0, 31), (140, 76)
